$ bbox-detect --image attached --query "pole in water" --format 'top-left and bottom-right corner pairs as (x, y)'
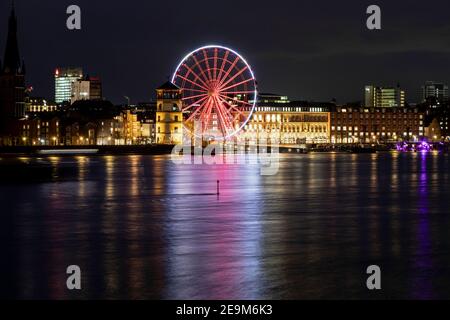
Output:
(217, 180), (220, 195)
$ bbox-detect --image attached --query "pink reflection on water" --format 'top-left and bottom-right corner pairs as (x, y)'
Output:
(163, 160), (263, 299)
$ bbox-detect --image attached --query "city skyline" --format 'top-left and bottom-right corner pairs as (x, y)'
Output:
(2, 0), (450, 304)
(1, 3), (449, 148)
(1, 0), (450, 104)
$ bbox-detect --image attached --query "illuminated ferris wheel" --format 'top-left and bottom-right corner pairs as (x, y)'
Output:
(172, 45), (257, 140)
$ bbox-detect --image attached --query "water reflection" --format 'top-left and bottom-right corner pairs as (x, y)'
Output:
(410, 153), (433, 299)
(1, 152), (450, 299)
(163, 162), (263, 299)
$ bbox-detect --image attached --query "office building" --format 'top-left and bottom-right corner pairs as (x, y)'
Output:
(55, 67), (83, 103)
(365, 85), (405, 108)
(71, 76), (103, 103)
(422, 81), (448, 102)
(251, 93), (290, 104)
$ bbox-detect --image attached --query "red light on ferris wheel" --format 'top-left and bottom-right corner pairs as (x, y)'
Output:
(172, 45), (257, 141)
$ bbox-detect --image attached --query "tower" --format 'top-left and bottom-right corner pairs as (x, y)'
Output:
(155, 81), (183, 144)
(0, 2), (26, 140)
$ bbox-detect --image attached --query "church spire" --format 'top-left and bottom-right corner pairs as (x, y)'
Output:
(3, 1), (22, 74)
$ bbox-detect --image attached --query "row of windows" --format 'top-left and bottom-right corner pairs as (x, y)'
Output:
(254, 107), (328, 112)
(246, 124), (328, 133)
(157, 93), (181, 100)
(22, 122), (59, 129)
(157, 103), (180, 111)
(331, 126), (424, 131)
(332, 113), (422, 119)
(251, 114), (328, 123)
(28, 106), (58, 112)
(156, 127), (179, 133)
(157, 115), (180, 122)
(332, 132), (423, 137)
(334, 121), (422, 126)
(335, 108), (419, 113)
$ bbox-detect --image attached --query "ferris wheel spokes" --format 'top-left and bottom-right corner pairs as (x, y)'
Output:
(172, 45), (257, 140)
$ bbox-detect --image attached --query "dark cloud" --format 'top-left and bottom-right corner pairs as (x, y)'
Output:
(1, 0), (449, 104)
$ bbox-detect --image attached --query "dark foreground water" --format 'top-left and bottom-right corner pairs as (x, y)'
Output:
(1, 152), (450, 300)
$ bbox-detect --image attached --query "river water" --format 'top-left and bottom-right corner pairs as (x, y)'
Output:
(1, 152), (450, 299)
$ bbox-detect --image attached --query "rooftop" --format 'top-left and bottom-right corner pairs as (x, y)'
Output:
(157, 81), (180, 90)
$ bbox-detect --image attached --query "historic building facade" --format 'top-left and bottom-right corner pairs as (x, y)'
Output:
(155, 81), (183, 144)
(330, 106), (424, 144)
(240, 103), (331, 144)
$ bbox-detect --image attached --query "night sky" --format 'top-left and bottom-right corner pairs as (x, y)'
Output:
(1, 0), (450, 104)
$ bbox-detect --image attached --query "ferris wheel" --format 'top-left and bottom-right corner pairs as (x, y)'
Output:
(172, 45), (257, 140)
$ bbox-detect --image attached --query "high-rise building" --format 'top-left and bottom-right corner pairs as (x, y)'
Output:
(0, 4), (26, 140)
(71, 79), (89, 102)
(71, 76), (103, 103)
(365, 85), (406, 108)
(55, 67), (83, 103)
(422, 81), (449, 102)
(89, 76), (102, 100)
